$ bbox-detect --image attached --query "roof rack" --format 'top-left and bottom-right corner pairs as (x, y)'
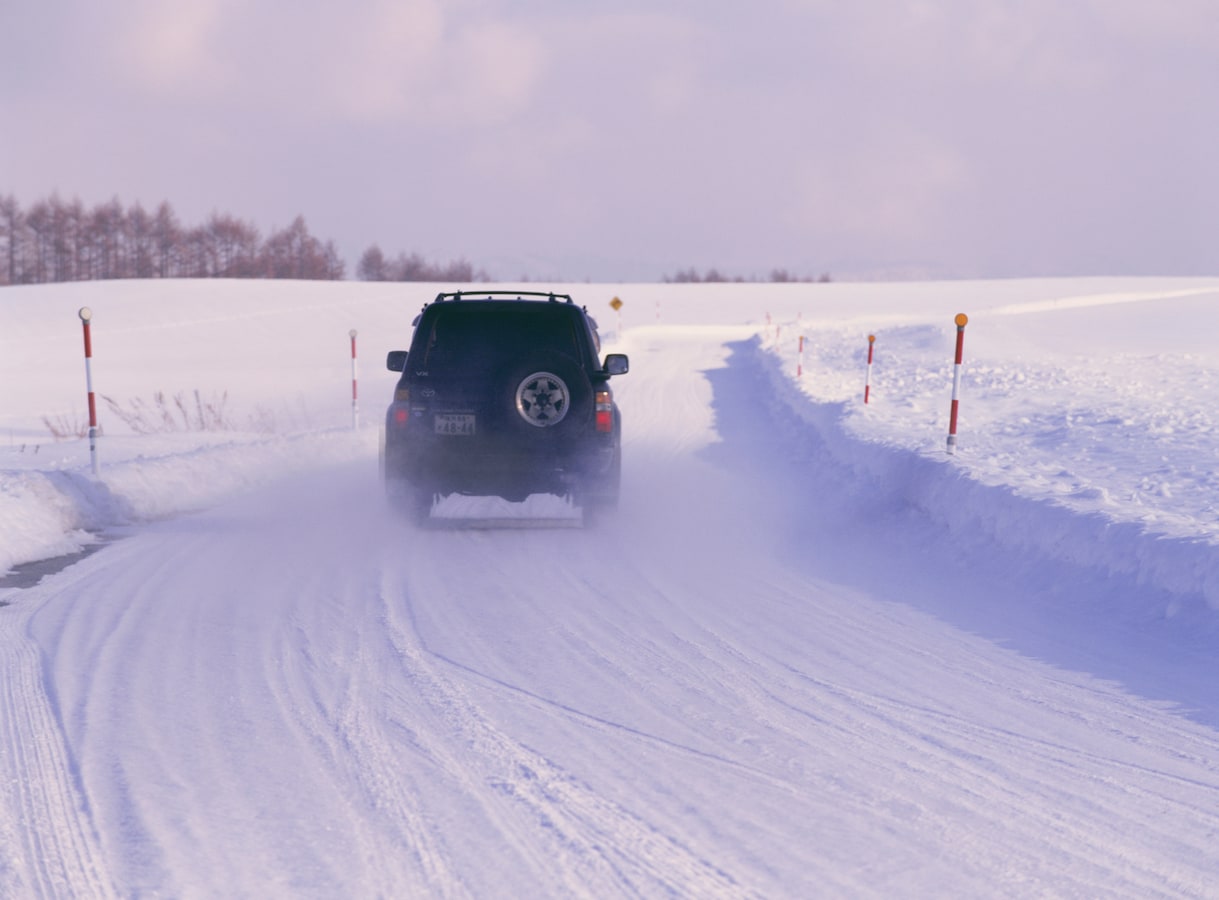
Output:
(433, 290), (574, 305)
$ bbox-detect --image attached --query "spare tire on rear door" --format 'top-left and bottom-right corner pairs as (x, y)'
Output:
(500, 352), (592, 433)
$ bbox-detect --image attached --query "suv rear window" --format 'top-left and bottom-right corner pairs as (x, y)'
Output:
(417, 305), (583, 373)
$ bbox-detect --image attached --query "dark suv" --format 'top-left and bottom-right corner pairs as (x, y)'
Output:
(383, 290), (629, 522)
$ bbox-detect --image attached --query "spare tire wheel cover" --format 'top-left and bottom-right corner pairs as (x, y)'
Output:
(515, 371), (570, 426)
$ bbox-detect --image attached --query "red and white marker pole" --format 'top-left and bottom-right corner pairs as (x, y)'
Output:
(79, 307), (100, 475)
(946, 313), (968, 454)
(864, 334), (875, 404)
(349, 328), (359, 430)
(797, 334), (805, 377)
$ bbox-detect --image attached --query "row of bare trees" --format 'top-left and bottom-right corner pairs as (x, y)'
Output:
(0, 194), (345, 284)
(356, 245), (491, 282)
(2, 193), (829, 287)
(663, 267), (832, 284)
(0, 193), (500, 285)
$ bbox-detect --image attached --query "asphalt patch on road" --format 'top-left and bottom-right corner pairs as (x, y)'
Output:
(0, 537), (114, 592)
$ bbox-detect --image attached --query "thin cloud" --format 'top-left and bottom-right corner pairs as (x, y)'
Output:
(113, 0), (232, 95)
(109, 0), (544, 127)
(4, 0), (1218, 279)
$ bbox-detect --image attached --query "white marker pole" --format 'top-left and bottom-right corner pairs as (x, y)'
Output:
(349, 329), (359, 430)
(79, 307), (100, 475)
(946, 313), (968, 454)
(797, 334), (805, 377)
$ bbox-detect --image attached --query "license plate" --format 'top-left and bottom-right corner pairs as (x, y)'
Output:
(434, 413), (475, 435)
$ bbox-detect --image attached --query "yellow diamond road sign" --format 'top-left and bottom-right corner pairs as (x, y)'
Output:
(609, 297), (623, 311)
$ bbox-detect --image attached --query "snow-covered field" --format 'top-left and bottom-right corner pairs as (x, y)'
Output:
(4, 276), (1219, 896)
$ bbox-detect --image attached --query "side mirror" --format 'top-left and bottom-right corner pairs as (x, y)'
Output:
(604, 353), (629, 376)
(386, 350), (408, 372)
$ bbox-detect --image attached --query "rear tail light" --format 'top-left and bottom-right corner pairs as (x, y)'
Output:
(392, 389), (410, 426)
(595, 390), (613, 432)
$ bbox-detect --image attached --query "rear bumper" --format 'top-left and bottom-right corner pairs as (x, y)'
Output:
(384, 414), (619, 498)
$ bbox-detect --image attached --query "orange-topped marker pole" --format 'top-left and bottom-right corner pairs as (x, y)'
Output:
(864, 334), (876, 404)
(349, 329), (360, 429)
(946, 313), (968, 454)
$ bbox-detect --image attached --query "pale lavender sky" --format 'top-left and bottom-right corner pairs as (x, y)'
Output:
(3, 1), (1217, 281)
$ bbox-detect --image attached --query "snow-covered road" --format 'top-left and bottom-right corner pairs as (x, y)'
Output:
(5, 320), (1219, 897)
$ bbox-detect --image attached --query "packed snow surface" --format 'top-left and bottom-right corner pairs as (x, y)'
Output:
(4, 277), (1219, 897)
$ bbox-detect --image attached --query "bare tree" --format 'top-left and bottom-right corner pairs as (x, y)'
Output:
(208, 213), (261, 278)
(180, 225), (216, 277)
(152, 202), (181, 278)
(320, 239), (346, 280)
(262, 216), (344, 280)
(50, 195), (79, 281)
(88, 198), (126, 279)
(264, 216), (310, 278)
(24, 200), (52, 285)
(128, 202), (156, 278)
(0, 194), (22, 285)
(357, 244), (388, 281)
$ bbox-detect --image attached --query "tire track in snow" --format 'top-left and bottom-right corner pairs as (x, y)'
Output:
(407, 539), (1219, 897)
(378, 326), (1219, 896)
(17, 486), (476, 897)
(281, 591), (470, 899)
(0, 603), (116, 899)
(377, 569), (759, 899)
(7, 316), (1219, 896)
(609, 520), (1219, 899)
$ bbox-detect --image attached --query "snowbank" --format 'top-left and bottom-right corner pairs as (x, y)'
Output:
(756, 319), (1219, 616)
(0, 429), (374, 575)
(7, 276), (1219, 621)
